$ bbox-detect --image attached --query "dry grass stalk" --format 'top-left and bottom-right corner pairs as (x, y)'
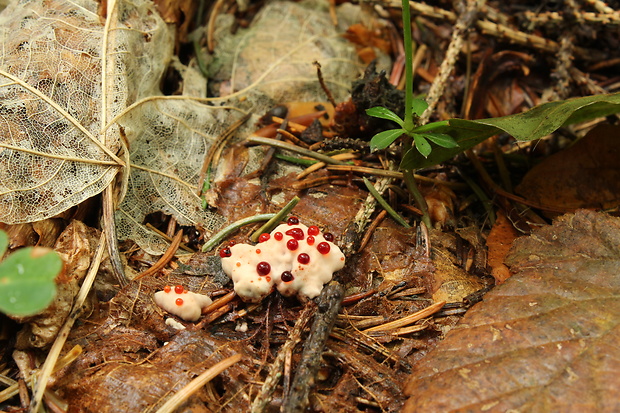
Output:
(363, 300), (445, 333)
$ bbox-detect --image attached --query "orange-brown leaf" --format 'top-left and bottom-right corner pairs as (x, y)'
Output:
(404, 210), (620, 412)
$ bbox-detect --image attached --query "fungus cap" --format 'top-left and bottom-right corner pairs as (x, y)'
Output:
(221, 222), (345, 302)
(154, 286), (213, 321)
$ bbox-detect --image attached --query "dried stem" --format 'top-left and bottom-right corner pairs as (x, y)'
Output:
(419, 0), (486, 125)
(251, 304), (315, 413)
(283, 283), (344, 412)
(155, 354), (242, 413)
(30, 233), (107, 413)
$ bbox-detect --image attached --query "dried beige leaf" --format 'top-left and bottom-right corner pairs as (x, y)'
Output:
(0, 0), (170, 224)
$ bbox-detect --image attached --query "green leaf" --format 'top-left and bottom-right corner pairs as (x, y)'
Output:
(0, 244), (62, 317)
(422, 132), (459, 148)
(0, 231), (7, 257)
(370, 128), (405, 151)
(366, 107), (404, 127)
(405, 92), (620, 169)
(411, 98), (428, 116)
(411, 120), (449, 133)
(414, 134), (431, 157)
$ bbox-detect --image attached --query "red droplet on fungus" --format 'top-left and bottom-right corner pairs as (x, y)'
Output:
(285, 227), (305, 240)
(257, 261), (271, 276)
(274, 232), (283, 241)
(228, 240), (236, 247)
(287, 216), (299, 225)
(297, 253), (310, 264)
(175, 298), (184, 306)
(317, 242), (331, 254)
(259, 233), (270, 242)
(163, 285), (171, 293)
(323, 232), (334, 242)
(307, 235), (315, 245)
(220, 247), (232, 258)
(308, 225), (320, 236)
(281, 271), (294, 282)
(174, 285), (184, 294)
(256, 248), (261, 254)
(287, 239), (299, 250)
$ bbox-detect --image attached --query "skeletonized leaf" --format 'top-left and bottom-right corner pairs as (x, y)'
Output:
(115, 100), (238, 253)
(0, 0), (170, 223)
(209, 1), (371, 105)
(405, 210), (620, 412)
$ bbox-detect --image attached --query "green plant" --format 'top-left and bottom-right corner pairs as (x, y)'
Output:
(366, 0), (453, 228)
(365, 0), (620, 228)
(0, 230), (62, 317)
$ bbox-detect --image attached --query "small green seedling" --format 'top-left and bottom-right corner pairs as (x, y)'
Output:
(367, 100), (458, 158)
(0, 230), (62, 317)
(361, 0), (620, 230)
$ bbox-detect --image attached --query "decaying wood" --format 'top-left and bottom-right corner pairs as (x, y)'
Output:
(282, 282), (344, 412)
(251, 303), (315, 412)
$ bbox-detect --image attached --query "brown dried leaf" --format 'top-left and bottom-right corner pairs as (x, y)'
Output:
(404, 210), (620, 412)
(55, 329), (250, 412)
(516, 123), (620, 211)
(13, 220), (101, 348)
(486, 210), (519, 284)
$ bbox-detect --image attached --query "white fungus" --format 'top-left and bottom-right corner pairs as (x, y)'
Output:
(220, 218), (345, 302)
(154, 285), (213, 321)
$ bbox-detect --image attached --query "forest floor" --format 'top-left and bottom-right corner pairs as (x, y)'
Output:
(1, 0), (620, 412)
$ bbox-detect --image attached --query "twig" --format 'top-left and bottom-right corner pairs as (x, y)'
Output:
(145, 223), (194, 253)
(198, 113), (251, 197)
(135, 230), (183, 279)
(357, 209), (387, 253)
(296, 152), (357, 180)
(276, 128), (310, 148)
(154, 353), (242, 413)
(247, 136), (349, 166)
(0, 346), (81, 404)
(419, 0), (485, 125)
(201, 291), (236, 315)
(292, 175), (344, 190)
(102, 187), (127, 287)
(282, 283), (344, 412)
(30, 233), (107, 413)
(346, 173), (394, 255)
(363, 300), (445, 332)
(313, 61), (337, 107)
(403, 1), (600, 60)
(250, 304), (315, 413)
(326, 165), (468, 189)
(206, 0), (226, 53)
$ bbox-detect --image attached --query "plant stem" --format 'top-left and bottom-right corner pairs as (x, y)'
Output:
(401, 0), (431, 229)
(250, 196), (300, 242)
(363, 178), (411, 228)
(402, 0), (415, 132)
(202, 214), (276, 252)
(403, 168), (431, 229)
